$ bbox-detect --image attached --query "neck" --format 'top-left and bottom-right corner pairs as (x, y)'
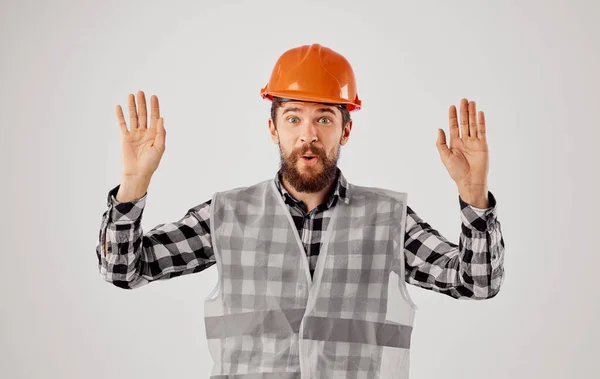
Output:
(281, 174), (336, 213)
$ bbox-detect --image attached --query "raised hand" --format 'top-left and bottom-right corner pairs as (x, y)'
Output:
(436, 98), (489, 190)
(116, 91), (166, 180)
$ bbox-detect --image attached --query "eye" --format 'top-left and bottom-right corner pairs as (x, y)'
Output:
(287, 116), (299, 123)
(318, 117), (331, 124)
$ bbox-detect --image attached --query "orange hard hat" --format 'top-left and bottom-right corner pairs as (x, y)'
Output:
(260, 43), (362, 111)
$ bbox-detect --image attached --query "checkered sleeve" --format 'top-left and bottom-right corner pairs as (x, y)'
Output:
(403, 190), (505, 299)
(96, 183), (216, 289)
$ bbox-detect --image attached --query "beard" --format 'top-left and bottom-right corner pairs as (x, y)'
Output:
(279, 143), (340, 193)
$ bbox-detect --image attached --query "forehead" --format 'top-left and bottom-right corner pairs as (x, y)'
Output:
(279, 101), (340, 115)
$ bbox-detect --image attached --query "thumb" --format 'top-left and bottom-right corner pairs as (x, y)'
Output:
(436, 128), (450, 161)
(154, 117), (166, 151)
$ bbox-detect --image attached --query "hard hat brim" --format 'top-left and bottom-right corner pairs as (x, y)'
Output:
(261, 90), (361, 112)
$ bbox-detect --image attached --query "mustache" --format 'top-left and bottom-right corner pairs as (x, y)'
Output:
(295, 147), (324, 157)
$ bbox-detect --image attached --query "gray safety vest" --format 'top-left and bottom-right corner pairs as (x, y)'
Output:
(203, 178), (418, 378)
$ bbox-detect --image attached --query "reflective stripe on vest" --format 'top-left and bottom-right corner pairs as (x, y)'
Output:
(204, 179), (417, 378)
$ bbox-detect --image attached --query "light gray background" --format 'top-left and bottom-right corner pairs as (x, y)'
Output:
(1, 0), (598, 378)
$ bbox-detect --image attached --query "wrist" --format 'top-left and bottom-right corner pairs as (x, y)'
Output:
(458, 184), (489, 208)
(117, 176), (151, 202)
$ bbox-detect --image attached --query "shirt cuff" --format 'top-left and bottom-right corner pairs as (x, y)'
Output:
(459, 190), (498, 232)
(106, 183), (147, 223)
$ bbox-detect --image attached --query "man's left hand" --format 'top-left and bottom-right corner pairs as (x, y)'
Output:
(436, 98), (490, 207)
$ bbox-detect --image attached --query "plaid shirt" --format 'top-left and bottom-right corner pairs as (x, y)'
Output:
(97, 167), (505, 299)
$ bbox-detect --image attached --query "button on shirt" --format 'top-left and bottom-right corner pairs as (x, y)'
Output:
(96, 167), (505, 299)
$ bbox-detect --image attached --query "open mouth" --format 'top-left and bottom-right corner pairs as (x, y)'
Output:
(300, 155), (319, 165)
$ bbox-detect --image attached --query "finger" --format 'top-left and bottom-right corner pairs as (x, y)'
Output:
(478, 111), (486, 142)
(460, 98), (469, 139)
(448, 105), (459, 149)
(150, 95), (160, 129)
(116, 105), (128, 135)
(154, 117), (166, 151)
(138, 90), (148, 129)
(468, 101), (477, 139)
(127, 93), (139, 129)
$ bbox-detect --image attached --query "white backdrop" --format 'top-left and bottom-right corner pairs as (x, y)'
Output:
(1, 0), (598, 378)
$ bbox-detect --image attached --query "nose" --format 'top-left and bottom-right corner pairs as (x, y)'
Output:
(299, 121), (318, 144)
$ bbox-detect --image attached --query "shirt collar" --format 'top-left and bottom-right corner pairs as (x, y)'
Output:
(273, 166), (351, 209)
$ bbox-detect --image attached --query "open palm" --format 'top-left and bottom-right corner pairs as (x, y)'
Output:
(116, 91), (166, 179)
(436, 98), (489, 188)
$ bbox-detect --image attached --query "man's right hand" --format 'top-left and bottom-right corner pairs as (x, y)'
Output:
(116, 90), (166, 181)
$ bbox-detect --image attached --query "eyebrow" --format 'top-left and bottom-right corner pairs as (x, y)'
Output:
(281, 107), (337, 116)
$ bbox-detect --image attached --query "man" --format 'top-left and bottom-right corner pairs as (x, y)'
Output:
(97, 43), (505, 378)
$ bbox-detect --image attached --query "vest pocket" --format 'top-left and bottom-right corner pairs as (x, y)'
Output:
(322, 254), (363, 299)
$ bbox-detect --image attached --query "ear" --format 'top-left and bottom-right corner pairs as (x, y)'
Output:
(268, 118), (279, 144)
(339, 119), (353, 146)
